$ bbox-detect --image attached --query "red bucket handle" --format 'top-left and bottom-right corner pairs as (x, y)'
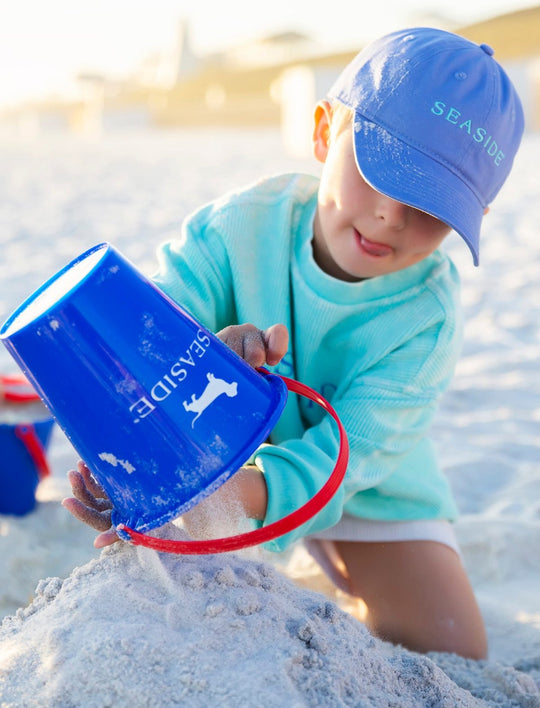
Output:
(14, 424), (52, 481)
(1, 374), (41, 403)
(118, 372), (349, 554)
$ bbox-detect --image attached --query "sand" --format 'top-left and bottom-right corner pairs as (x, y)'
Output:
(1, 534), (538, 707)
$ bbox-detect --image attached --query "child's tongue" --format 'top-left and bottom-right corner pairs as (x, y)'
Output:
(359, 234), (393, 257)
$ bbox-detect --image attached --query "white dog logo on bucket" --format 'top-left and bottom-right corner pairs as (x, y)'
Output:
(183, 373), (238, 427)
(128, 329), (212, 423)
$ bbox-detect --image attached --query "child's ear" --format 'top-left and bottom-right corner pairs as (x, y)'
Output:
(312, 100), (333, 163)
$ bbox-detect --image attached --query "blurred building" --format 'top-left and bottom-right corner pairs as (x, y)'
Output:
(459, 6), (540, 131)
(151, 6), (540, 138)
(146, 28), (321, 129)
(1, 7), (538, 141)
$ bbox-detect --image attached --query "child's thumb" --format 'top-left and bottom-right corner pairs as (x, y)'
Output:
(263, 324), (289, 366)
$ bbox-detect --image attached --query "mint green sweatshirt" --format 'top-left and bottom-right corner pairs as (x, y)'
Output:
(153, 173), (462, 552)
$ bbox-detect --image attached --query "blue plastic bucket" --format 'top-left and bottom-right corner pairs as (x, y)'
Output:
(0, 243), (288, 533)
(0, 383), (54, 515)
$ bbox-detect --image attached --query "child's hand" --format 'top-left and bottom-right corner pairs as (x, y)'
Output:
(62, 460), (119, 548)
(217, 323), (288, 368)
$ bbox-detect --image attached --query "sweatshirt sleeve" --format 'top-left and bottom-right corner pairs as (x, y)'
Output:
(254, 321), (459, 552)
(152, 203), (236, 333)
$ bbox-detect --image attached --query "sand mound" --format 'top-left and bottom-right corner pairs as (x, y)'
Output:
(1, 529), (538, 707)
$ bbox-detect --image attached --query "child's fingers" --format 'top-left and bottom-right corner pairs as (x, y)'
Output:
(62, 495), (119, 547)
(67, 469), (112, 511)
(77, 460), (109, 500)
(217, 323), (289, 368)
(218, 324), (265, 367)
(94, 527), (120, 548)
(217, 325), (241, 356)
(240, 324), (289, 367)
(61, 496), (113, 532)
(263, 324), (289, 366)
(241, 328), (267, 368)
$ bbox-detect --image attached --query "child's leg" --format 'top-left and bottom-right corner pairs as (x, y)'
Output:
(331, 539), (487, 659)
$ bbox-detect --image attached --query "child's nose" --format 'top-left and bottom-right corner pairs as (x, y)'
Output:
(375, 194), (408, 229)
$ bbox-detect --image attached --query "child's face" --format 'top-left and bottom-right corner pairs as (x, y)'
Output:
(312, 102), (452, 281)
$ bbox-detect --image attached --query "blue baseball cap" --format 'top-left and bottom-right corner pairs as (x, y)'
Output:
(328, 27), (525, 265)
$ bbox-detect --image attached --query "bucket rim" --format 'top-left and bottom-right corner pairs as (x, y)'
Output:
(0, 242), (111, 339)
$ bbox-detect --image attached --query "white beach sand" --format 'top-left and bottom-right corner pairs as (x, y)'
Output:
(0, 128), (539, 705)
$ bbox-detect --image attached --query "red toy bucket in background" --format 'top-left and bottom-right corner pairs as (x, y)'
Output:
(0, 374), (54, 516)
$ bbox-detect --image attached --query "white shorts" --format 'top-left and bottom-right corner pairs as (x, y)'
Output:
(304, 515), (460, 594)
(306, 514), (459, 551)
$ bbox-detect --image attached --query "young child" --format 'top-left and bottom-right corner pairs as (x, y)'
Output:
(64, 27), (524, 659)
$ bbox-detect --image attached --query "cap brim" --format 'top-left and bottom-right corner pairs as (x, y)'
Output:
(352, 114), (483, 266)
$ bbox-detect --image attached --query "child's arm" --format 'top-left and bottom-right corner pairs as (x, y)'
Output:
(181, 464), (268, 541)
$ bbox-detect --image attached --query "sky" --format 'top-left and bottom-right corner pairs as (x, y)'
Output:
(0, 0), (535, 108)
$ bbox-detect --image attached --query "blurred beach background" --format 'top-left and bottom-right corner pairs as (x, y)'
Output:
(1, 2), (540, 705)
(1, 0), (540, 144)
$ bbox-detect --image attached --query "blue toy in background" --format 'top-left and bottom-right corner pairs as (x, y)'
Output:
(0, 374), (54, 516)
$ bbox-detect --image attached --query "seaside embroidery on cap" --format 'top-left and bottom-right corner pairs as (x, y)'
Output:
(430, 101), (506, 166)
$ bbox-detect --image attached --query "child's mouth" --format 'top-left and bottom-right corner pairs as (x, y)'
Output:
(356, 232), (393, 257)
